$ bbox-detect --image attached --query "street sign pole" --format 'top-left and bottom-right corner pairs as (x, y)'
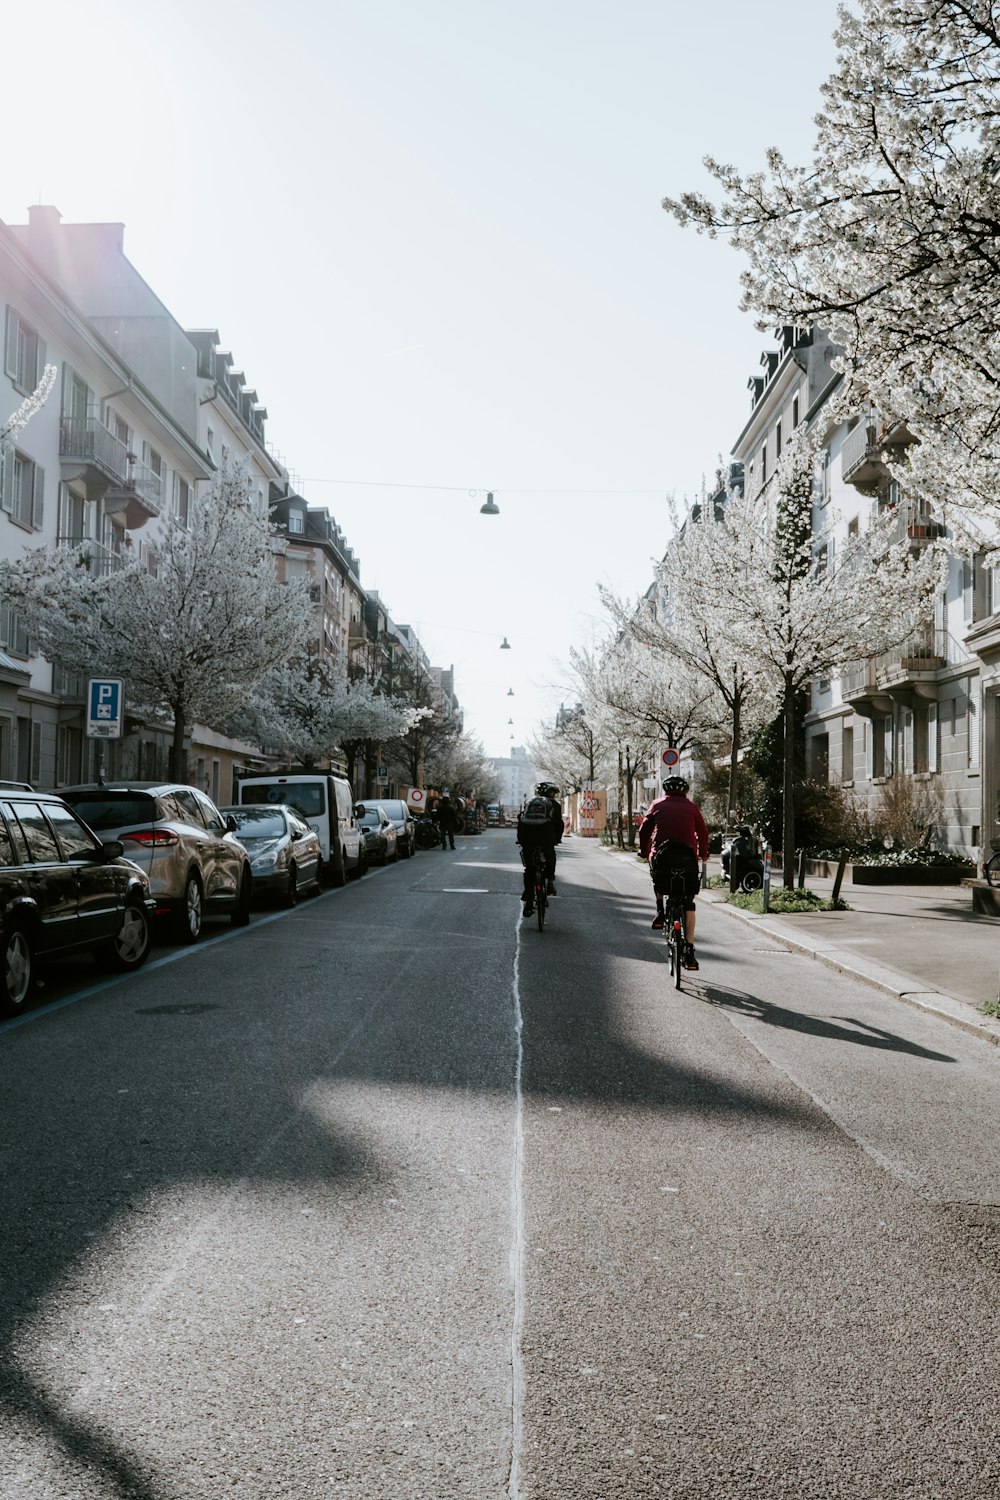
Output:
(86, 679), (125, 786)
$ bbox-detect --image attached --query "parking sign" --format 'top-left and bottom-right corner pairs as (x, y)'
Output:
(87, 679), (124, 739)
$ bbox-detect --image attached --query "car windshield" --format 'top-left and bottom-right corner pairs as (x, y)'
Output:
(358, 810), (382, 827)
(227, 809), (286, 838)
(61, 794), (156, 831)
(377, 801), (406, 820)
(242, 782), (325, 817)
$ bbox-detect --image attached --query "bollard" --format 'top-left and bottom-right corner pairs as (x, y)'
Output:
(831, 851), (848, 905)
(797, 848), (806, 889)
(762, 843), (772, 913)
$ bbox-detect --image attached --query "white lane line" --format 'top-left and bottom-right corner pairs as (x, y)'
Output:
(508, 901), (526, 1500)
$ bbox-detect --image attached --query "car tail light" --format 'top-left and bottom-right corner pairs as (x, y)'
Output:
(121, 830), (180, 848)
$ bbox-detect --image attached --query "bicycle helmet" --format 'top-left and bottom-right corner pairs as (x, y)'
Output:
(536, 781), (558, 797)
(662, 775), (689, 795)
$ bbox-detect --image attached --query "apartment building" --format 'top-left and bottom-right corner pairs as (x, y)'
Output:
(734, 324), (986, 860)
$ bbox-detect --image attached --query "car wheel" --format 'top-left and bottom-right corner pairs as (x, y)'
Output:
(231, 871), (252, 927)
(175, 872), (204, 943)
(329, 847), (347, 887)
(99, 901), (152, 972)
(285, 866), (298, 908)
(356, 849), (368, 878)
(1, 925), (33, 1013)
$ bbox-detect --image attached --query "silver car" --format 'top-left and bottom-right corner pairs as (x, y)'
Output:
(59, 782), (252, 943)
(220, 804), (321, 907)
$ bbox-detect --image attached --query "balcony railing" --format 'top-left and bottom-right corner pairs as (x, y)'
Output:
(57, 537), (127, 578)
(840, 420), (879, 481)
(59, 418), (130, 486)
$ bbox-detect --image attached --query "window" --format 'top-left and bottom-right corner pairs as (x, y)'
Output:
(761, 442), (768, 485)
(842, 724), (854, 782)
(873, 713), (893, 778)
(288, 510), (304, 534)
(9, 801), (60, 863)
(792, 396), (800, 428)
(863, 720), (873, 781)
(142, 442), (163, 479)
(902, 708), (914, 774)
(45, 801), (98, 860)
(4, 307), (46, 394)
(775, 419), (782, 459)
(172, 473), (190, 526)
(1, 603), (29, 657)
(1, 449), (44, 529)
(206, 427), (216, 462)
(57, 724), (82, 786)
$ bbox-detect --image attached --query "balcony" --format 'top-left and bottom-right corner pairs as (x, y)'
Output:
(59, 417), (129, 500)
(57, 537), (127, 579)
(841, 625), (963, 715)
(103, 455), (162, 530)
(841, 416), (916, 494)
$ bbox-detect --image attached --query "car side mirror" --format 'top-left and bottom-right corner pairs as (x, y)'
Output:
(100, 839), (125, 861)
(354, 805), (366, 817)
(225, 814), (238, 832)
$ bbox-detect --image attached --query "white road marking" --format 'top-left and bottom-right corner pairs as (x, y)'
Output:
(508, 901), (526, 1500)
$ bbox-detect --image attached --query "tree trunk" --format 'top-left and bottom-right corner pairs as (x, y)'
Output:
(625, 747), (636, 848)
(616, 749), (625, 848)
(727, 677), (742, 823)
(782, 675), (796, 888)
(169, 705), (188, 783)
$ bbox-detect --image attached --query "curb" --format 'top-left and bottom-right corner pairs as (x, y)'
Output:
(596, 843), (1000, 1049)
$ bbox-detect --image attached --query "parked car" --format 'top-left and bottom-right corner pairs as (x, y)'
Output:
(0, 782), (156, 1014)
(58, 782), (252, 943)
(359, 798), (417, 858)
(220, 804), (322, 906)
(355, 804), (398, 865)
(236, 774), (365, 885)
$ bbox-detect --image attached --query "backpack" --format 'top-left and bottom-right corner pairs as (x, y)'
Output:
(520, 796), (553, 828)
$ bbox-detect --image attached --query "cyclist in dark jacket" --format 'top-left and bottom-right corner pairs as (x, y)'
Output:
(517, 782), (563, 916)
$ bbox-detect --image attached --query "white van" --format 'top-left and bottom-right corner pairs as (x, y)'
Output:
(236, 774), (366, 885)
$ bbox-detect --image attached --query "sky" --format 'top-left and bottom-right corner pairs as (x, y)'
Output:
(5, 0), (841, 760)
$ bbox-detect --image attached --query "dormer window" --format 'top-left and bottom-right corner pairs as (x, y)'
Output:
(288, 510), (304, 534)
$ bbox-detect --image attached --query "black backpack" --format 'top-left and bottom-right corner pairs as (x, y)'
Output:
(520, 795), (553, 828)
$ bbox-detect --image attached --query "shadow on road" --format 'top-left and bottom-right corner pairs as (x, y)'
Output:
(698, 982), (956, 1062)
(0, 835), (957, 1495)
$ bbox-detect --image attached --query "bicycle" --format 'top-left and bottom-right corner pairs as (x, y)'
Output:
(530, 846), (549, 931)
(662, 868), (689, 989)
(985, 839), (1000, 887)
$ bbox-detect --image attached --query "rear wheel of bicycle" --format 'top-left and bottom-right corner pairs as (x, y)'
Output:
(671, 918), (683, 989)
(986, 853), (1000, 888)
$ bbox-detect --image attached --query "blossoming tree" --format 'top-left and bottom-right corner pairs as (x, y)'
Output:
(663, 0), (1000, 539)
(2, 468), (315, 779)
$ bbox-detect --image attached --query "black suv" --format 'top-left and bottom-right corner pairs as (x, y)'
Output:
(0, 783), (155, 1016)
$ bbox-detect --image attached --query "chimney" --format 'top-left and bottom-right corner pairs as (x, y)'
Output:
(27, 204), (62, 276)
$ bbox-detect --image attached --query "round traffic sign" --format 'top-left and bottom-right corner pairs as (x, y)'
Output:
(410, 788), (425, 804)
(661, 748), (680, 767)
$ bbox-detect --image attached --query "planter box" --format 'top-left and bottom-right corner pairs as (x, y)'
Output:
(803, 859), (975, 885)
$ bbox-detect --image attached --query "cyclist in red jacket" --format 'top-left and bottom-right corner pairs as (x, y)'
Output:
(638, 775), (709, 970)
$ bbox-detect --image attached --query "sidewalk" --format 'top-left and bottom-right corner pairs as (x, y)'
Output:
(604, 844), (1000, 1047)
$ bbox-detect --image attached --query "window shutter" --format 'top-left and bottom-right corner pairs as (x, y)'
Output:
(969, 677), (981, 769)
(927, 703), (939, 773)
(902, 710), (914, 774)
(60, 362), (74, 418)
(0, 447), (13, 514)
(31, 464), (44, 529)
(963, 559), (973, 623)
(4, 307), (18, 381)
(34, 337), (46, 385)
(883, 715), (894, 776)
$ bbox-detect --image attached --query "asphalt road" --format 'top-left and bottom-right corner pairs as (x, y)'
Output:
(3, 833), (1000, 1499)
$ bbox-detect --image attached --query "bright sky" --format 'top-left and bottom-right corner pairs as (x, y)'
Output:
(6, 1), (839, 758)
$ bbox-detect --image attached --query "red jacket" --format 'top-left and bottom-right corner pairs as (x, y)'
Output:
(638, 794), (709, 863)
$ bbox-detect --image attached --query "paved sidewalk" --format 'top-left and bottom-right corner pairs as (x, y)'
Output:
(604, 844), (1000, 1047)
